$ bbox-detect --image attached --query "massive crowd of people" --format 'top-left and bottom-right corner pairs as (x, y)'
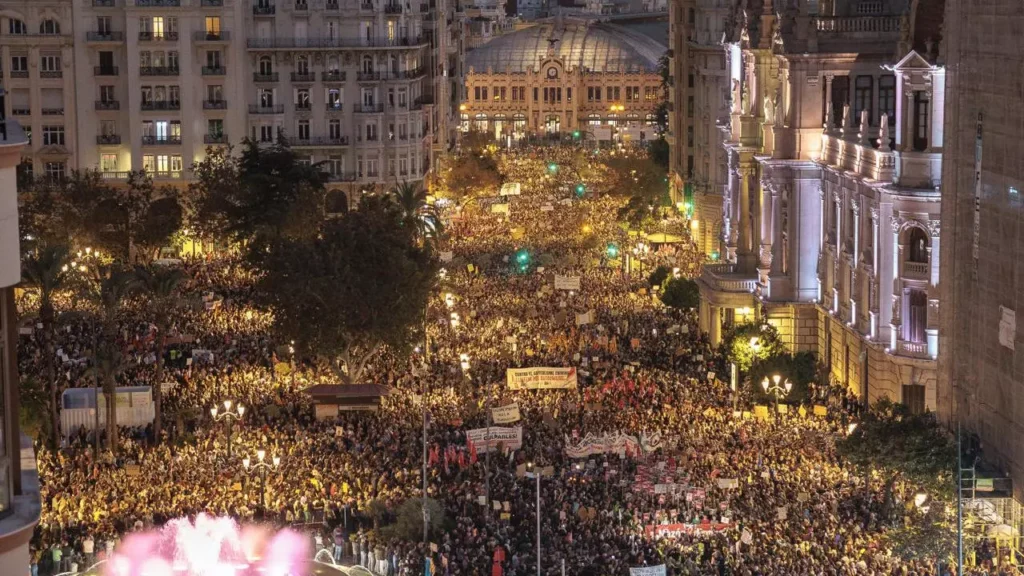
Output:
(18, 144), (1012, 576)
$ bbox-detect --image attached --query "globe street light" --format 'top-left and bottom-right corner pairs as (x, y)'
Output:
(211, 400), (244, 459)
(761, 374), (792, 411)
(242, 450), (281, 513)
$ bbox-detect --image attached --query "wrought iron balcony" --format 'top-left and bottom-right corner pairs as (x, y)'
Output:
(140, 66), (180, 76)
(136, 0), (181, 6)
(96, 135), (122, 145)
(325, 103), (343, 112)
(253, 3), (276, 15)
(295, 102), (312, 111)
(248, 104), (284, 114)
(291, 72), (316, 82)
(94, 66), (119, 76)
(142, 136), (183, 145)
(322, 70), (345, 82)
(39, 70), (62, 79)
(139, 31), (179, 41)
(287, 136), (349, 147)
(202, 66), (226, 75)
(203, 100), (228, 109)
(41, 108), (64, 115)
(204, 134), (228, 144)
(253, 72), (279, 82)
(194, 31), (231, 42)
(140, 100), (181, 111)
(201, 0), (224, 5)
(353, 103), (383, 113)
(9, 71), (28, 79)
(95, 100), (120, 110)
(86, 31), (124, 42)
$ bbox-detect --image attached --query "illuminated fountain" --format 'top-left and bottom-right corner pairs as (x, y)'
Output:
(83, 514), (335, 576)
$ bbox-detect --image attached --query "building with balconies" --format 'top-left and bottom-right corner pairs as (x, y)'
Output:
(0, 2), (77, 179)
(71, 0), (249, 182)
(245, 0), (462, 201)
(695, 0), (946, 412)
(462, 19), (665, 140)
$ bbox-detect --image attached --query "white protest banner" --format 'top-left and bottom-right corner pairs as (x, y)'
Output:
(564, 432), (662, 459)
(491, 203), (509, 214)
(491, 403), (521, 424)
(500, 182), (522, 196)
(439, 251), (454, 262)
(554, 275), (581, 291)
(506, 367), (578, 390)
(716, 478), (739, 490)
(575, 310), (594, 326)
(466, 426), (523, 453)
(629, 566), (666, 576)
(540, 204), (554, 212)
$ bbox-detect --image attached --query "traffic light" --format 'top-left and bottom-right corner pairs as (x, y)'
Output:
(515, 248), (531, 267)
(575, 183), (586, 197)
(572, 130), (581, 139)
(606, 243), (620, 259)
(547, 162), (558, 174)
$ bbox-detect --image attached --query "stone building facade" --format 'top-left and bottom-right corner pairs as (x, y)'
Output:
(940, 0), (1024, 500)
(693, 0), (947, 411)
(462, 20), (665, 139)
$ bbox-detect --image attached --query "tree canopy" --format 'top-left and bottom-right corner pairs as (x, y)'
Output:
(659, 277), (699, 310)
(722, 321), (787, 372)
(836, 398), (956, 497)
(257, 195), (438, 384)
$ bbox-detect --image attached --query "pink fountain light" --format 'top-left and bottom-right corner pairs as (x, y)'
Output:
(103, 514), (311, 576)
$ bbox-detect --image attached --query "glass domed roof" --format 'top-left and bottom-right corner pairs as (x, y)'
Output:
(466, 21), (667, 74)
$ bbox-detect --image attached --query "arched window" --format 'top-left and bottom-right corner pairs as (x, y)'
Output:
(39, 19), (60, 35)
(8, 19), (26, 34)
(645, 113), (656, 125)
(513, 113), (526, 134)
(907, 227), (929, 263)
(362, 55), (373, 74)
(474, 113), (488, 132)
(906, 289), (927, 344)
(296, 55), (309, 75)
(327, 56), (340, 73)
(589, 113), (601, 127)
(258, 56), (273, 75)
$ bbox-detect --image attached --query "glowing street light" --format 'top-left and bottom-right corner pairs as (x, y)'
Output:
(211, 400), (244, 459)
(606, 243), (620, 259)
(761, 374), (792, 411)
(242, 450), (281, 512)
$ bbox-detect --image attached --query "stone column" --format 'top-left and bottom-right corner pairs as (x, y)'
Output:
(737, 164), (756, 270)
(824, 73), (835, 129)
(710, 305), (722, 346)
(889, 216), (902, 349)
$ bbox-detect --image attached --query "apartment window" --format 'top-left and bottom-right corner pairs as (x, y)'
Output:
(207, 85), (223, 103)
(41, 55), (61, 73)
(327, 156), (342, 176)
(296, 88), (310, 108)
(327, 88), (341, 108)
(9, 19), (26, 34)
(366, 158), (378, 177)
(45, 162), (65, 180)
(205, 16), (221, 34)
(913, 91), (929, 151)
(143, 155), (156, 172)
(361, 89), (374, 106)
(170, 155), (183, 173)
(141, 85), (153, 105)
(543, 87), (548, 103)
(101, 120), (117, 136)
(156, 155), (169, 172)
(169, 86), (180, 105)
(296, 56), (309, 75)
(687, 126), (693, 147)
(481, 87), (488, 101)
(361, 55), (373, 74)
(208, 119), (223, 137)
(365, 123), (377, 141)
(11, 56), (27, 72)
(398, 88), (407, 107)
(853, 76), (873, 125)
(329, 119), (341, 139)
(100, 86), (116, 103)
(399, 156), (408, 176)
(260, 125), (274, 142)
(901, 384), (925, 415)
(206, 51), (223, 68)
(688, 73), (694, 88)
(878, 75), (896, 125)
(259, 56), (273, 75)
(567, 88), (572, 103)
(101, 154), (118, 172)
(398, 123), (407, 140)
(828, 75), (850, 123)
(474, 86), (481, 101)
(906, 289), (927, 344)
(387, 20), (396, 43)
(42, 125), (65, 146)
(152, 17), (165, 39)
(533, 87), (538, 102)
(97, 16), (112, 34)
(298, 120), (310, 140)
(388, 122), (395, 140)
(168, 51), (179, 70)
(687, 95), (694, 118)
(259, 89), (275, 107)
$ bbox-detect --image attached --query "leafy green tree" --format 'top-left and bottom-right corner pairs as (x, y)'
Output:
(647, 265), (671, 287)
(134, 264), (186, 442)
(190, 138), (327, 246)
(259, 195), (438, 384)
(660, 277), (699, 310)
(382, 498), (446, 542)
(836, 398), (956, 498)
(722, 322), (786, 372)
(647, 137), (670, 170)
(444, 152), (501, 201)
(20, 244), (73, 447)
(90, 171), (183, 262)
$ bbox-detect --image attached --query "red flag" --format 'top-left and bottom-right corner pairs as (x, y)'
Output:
(468, 440), (478, 464)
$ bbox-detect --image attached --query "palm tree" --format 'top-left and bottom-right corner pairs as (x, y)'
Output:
(134, 264), (186, 442)
(88, 265), (138, 453)
(389, 181), (443, 242)
(20, 244), (72, 448)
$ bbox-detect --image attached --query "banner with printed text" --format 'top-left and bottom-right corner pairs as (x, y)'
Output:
(644, 522), (732, 539)
(506, 367), (578, 390)
(554, 275), (581, 291)
(466, 426), (523, 453)
(563, 432), (663, 459)
(629, 566), (666, 576)
(491, 403), (521, 424)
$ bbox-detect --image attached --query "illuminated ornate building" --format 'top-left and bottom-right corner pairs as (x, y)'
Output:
(461, 19), (665, 140)
(694, 0), (946, 411)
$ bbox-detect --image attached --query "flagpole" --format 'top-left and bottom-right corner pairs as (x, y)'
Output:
(485, 378), (492, 515)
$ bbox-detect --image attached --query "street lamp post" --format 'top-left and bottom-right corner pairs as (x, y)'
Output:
(210, 400), (244, 459)
(242, 450), (280, 513)
(525, 463), (549, 576)
(761, 374), (793, 411)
